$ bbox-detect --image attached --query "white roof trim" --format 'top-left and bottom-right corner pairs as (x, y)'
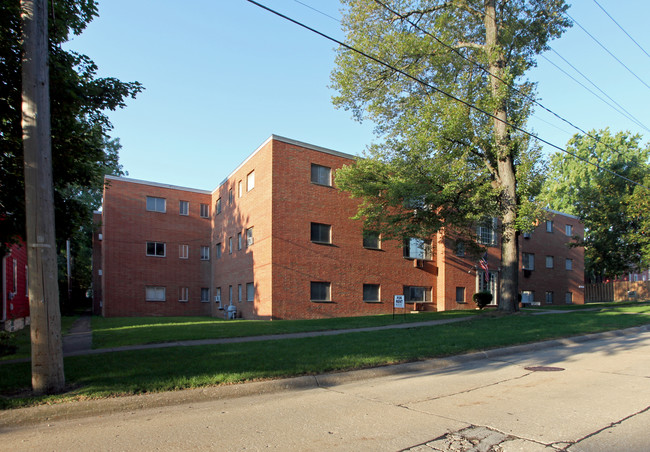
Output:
(545, 208), (579, 220)
(105, 175), (211, 195)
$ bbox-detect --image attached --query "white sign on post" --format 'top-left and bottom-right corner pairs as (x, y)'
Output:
(394, 295), (405, 309)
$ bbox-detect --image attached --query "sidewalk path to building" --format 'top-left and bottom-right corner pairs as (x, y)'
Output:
(2, 323), (649, 451)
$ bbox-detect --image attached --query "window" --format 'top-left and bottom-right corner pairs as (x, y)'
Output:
(363, 231), (380, 249)
(546, 220), (553, 233)
(522, 253), (534, 270)
(246, 227), (254, 247)
(179, 287), (189, 302)
(216, 287), (221, 303)
(237, 232), (242, 250)
(229, 285), (233, 302)
(146, 242), (166, 257)
(146, 286), (166, 301)
(146, 196), (166, 213)
(311, 223), (331, 244)
(228, 188), (233, 205)
(238, 284), (242, 302)
(404, 286), (431, 302)
(565, 292), (573, 304)
(216, 243), (222, 259)
(200, 203), (209, 218)
(545, 291), (554, 304)
(179, 244), (189, 259)
(455, 241), (465, 257)
(201, 288), (210, 303)
(229, 237), (233, 254)
(311, 282), (331, 302)
(311, 164), (331, 186)
(565, 258), (573, 270)
(238, 180), (243, 198)
(565, 224), (573, 236)
(216, 198), (222, 214)
(403, 238), (432, 260)
(200, 246), (210, 261)
(521, 290), (535, 304)
(477, 218), (497, 245)
(246, 282), (254, 301)
(545, 256), (554, 268)
(179, 200), (189, 216)
(456, 287), (466, 303)
(363, 284), (380, 302)
(247, 170), (255, 191)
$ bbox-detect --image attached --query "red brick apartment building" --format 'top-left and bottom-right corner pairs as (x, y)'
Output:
(94, 135), (584, 319)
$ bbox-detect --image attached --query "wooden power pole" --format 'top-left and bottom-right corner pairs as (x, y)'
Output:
(21, 0), (65, 394)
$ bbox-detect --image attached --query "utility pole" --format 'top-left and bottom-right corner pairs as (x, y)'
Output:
(21, 0), (65, 394)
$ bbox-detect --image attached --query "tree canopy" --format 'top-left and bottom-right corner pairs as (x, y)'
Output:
(0, 0), (142, 254)
(542, 129), (650, 279)
(332, 0), (570, 311)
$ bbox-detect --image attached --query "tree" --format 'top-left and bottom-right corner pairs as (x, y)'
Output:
(542, 129), (650, 279)
(331, 0), (569, 311)
(0, 0), (140, 255)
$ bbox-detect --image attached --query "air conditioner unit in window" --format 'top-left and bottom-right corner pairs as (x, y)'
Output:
(215, 295), (221, 302)
(413, 259), (424, 268)
(247, 237), (254, 246)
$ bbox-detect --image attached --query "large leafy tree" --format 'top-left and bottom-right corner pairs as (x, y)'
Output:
(332, 0), (569, 311)
(0, 0), (141, 256)
(542, 129), (650, 279)
(1, 0), (141, 303)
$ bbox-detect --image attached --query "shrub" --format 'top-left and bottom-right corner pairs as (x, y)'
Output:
(0, 331), (18, 356)
(472, 291), (493, 309)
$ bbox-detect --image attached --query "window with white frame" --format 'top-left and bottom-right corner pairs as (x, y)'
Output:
(229, 285), (233, 302)
(200, 203), (209, 218)
(565, 292), (573, 304)
(545, 256), (554, 268)
(247, 170), (255, 191)
(311, 164), (331, 186)
(179, 287), (189, 302)
(363, 284), (380, 302)
(246, 282), (254, 301)
(246, 227), (254, 247)
(238, 180), (243, 198)
(311, 223), (332, 244)
(565, 258), (573, 270)
(146, 286), (166, 301)
(521, 290), (535, 304)
(146, 242), (166, 257)
(546, 220), (553, 232)
(522, 252), (534, 270)
(363, 231), (380, 249)
(200, 246), (210, 261)
(179, 200), (189, 216)
(146, 196), (166, 213)
(216, 198), (222, 214)
(215, 287), (221, 303)
(404, 286), (432, 302)
(477, 218), (497, 245)
(403, 238), (432, 260)
(565, 224), (573, 236)
(238, 284), (242, 302)
(216, 243), (222, 259)
(545, 291), (554, 304)
(201, 288), (210, 302)
(179, 244), (189, 259)
(311, 281), (331, 302)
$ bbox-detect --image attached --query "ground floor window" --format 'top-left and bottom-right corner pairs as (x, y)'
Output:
(146, 286), (166, 302)
(246, 282), (254, 301)
(521, 290), (535, 304)
(179, 287), (189, 302)
(404, 286), (431, 302)
(545, 291), (554, 304)
(565, 292), (573, 304)
(201, 288), (210, 302)
(311, 281), (331, 302)
(363, 284), (380, 302)
(456, 287), (466, 303)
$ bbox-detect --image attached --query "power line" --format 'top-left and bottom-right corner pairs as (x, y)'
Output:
(566, 12), (650, 91)
(244, 0), (650, 191)
(592, 0), (650, 61)
(293, 0), (339, 22)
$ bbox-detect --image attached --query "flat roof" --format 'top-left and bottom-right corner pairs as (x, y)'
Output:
(104, 175), (212, 195)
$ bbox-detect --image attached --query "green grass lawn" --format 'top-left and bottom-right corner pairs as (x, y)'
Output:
(0, 315), (79, 361)
(1, 306), (649, 409)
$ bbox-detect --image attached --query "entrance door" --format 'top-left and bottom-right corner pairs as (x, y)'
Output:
(478, 270), (498, 305)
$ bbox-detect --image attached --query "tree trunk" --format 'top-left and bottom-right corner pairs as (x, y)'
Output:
(21, 0), (65, 394)
(484, 0), (519, 312)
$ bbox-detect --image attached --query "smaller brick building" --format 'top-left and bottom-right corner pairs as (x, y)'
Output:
(94, 135), (584, 319)
(2, 241), (30, 331)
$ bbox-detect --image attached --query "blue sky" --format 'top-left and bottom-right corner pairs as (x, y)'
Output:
(65, 0), (650, 191)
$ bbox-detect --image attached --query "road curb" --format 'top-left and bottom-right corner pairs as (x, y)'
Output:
(2, 323), (649, 429)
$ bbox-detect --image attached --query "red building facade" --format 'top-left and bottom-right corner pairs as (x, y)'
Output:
(2, 241), (30, 331)
(95, 135), (584, 319)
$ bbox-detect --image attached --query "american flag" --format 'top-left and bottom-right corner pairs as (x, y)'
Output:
(479, 252), (489, 282)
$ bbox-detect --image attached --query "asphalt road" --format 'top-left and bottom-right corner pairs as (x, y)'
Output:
(2, 328), (650, 451)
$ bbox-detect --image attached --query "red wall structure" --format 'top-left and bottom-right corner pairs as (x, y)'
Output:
(96, 135), (584, 319)
(2, 241), (30, 331)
